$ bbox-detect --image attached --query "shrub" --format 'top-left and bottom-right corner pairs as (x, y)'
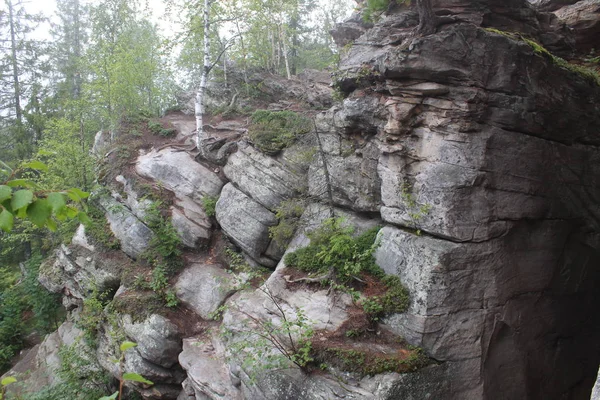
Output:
(284, 218), (410, 317)
(201, 195), (218, 217)
(147, 120), (177, 137)
(284, 218), (380, 282)
(248, 110), (311, 154)
(269, 199), (305, 248)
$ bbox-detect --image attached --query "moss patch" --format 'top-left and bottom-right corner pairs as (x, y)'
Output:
(484, 28), (600, 86)
(248, 110), (311, 154)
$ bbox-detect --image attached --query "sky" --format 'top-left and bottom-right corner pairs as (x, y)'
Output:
(22, 0), (356, 41)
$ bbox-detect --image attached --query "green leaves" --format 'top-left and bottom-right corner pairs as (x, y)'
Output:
(98, 392), (118, 400)
(0, 210), (14, 233)
(119, 341), (137, 352)
(21, 160), (48, 172)
(27, 199), (52, 227)
(1, 376), (16, 386)
(0, 186), (11, 203)
(0, 183), (88, 232)
(122, 372), (153, 385)
(47, 192), (66, 212)
(11, 189), (34, 211)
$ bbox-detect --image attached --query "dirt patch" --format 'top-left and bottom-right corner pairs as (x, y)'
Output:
(311, 325), (429, 375)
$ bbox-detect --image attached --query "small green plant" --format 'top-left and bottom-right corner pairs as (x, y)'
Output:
(77, 287), (109, 345)
(399, 182), (431, 235)
(201, 195), (218, 217)
(269, 199), (305, 248)
(284, 218), (410, 319)
(0, 377), (16, 400)
(248, 110), (311, 154)
(85, 204), (120, 250)
(147, 120), (177, 137)
(139, 201), (183, 308)
(362, 0), (410, 22)
(284, 218), (381, 283)
(223, 287), (314, 380)
(99, 341), (153, 400)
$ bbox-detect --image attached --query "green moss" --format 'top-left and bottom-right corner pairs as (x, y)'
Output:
(314, 345), (428, 376)
(248, 110), (311, 154)
(147, 120), (177, 137)
(485, 28), (600, 86)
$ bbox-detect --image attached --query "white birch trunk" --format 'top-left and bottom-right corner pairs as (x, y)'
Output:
(281, 26), (292, 80)
(196, 0), (212, 148)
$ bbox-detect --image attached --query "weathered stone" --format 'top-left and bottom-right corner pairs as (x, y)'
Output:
(215, 183), (278, 263)
(122, 314), (182, 368)
(175, 263), (239, 320)
(224, 141), (302, 211)
(98, 195), (154, 259)
(92, 130), (113, 156)
(136, 148), (225, 202)
(71, 224), (95, 252)
(308, 140), (381, 212)
(115, 175), (153, 221)
(171, 207), (211, 249)
(39, 244), (121, 300)
(554, 0), (600, 52)
(1, 322), (93, 398)
(179, 337), (242, 400)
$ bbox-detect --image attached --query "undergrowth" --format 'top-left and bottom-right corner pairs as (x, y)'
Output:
(140, 201), (182, 308)
(284, 218), (410, 319)
(248, 110), (311, 154)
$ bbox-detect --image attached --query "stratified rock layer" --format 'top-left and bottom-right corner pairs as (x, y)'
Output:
(328, 1), (600, 398)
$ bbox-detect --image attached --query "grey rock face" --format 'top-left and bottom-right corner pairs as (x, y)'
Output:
(97, 322), (185, 400)
(135, 148), (221, 249)
(224, 141), (302, 211)
(175, 263), (239, 320)
(179, 337), (242, 400)
(39, 244), (121, 301)
(136, 148), (225, 202)
(98, 195), (154, 259)
(553, 0), (600, 52)
(1, 322), (87, 397)
(122, 314), (183, 368)
(216, 183), (278, 264)
(325, 5), (600, 398)
(92, 130), (112, 156)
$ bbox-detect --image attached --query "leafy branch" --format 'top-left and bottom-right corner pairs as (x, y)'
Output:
(0, 160), (89, 233)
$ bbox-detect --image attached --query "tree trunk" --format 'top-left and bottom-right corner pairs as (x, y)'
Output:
(416, 0), (436, 34)
(7, 0), (22, 124)
(195, 0), (212, 147)
(313, 120), (334, 218)
(281, 26), (292, 80)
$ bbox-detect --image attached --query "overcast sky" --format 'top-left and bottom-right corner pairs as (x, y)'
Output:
(22, 0), (355, 41)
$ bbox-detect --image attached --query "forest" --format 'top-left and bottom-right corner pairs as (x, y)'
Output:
(0, 0), (354, 382)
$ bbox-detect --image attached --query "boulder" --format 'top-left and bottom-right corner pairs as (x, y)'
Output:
(215, 183), (278, 265)
(136, 148), (225, 202)
(179, 337), (242, 400)
(38, 244), (121, 301)
(121, 314), (183, 368)
(175, 263), (239, 320)
(223, 141), (302, 211)
(554, 0), (600, 52)
(98, 195), (154, 259)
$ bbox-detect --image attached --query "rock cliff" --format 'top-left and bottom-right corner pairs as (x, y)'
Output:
(5, 0), (600, 399)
